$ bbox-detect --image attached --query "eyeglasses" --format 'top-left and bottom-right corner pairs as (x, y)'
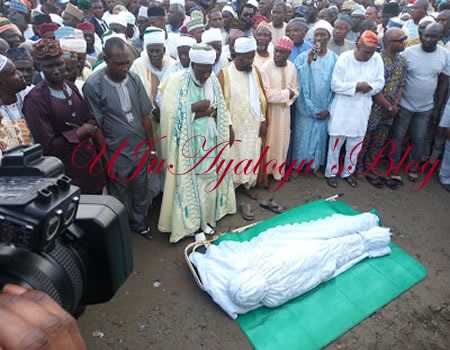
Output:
(242, 12), (254, 18)
(390, 36), (408, 43)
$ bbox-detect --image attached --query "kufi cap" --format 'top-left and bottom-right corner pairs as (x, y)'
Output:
(6, 47), (32, 62)
(77, 0), (91, 10)
(288, 18), (309, 29)
(336, 14), (353, 29)
(221, 5), (236, 17)
(255, 21), (272, 33)
(106, 14), (127, 28)
(0, 17), (21, 35)
(342, 1), (356, 11)
(0, 54), (7, 72)
(49, 13), (64, 26)
(62, 48), (78, 61)
(314, 19), (333, 36)
(275, 36), (293, 51)
(63, 3), (84, 21)
(295, 5), (309, 17)
(252, 15), (268, 27)
(187, 11), (205, 32)
(246, 0), (259, 9)
(76, 21), (95, 32)
(234, 36), (257, 53)
(120, 11), (136, 25)
(352, 5), (366, 16)
(59, 38), (87, 53)
(33, 38), (63, 59)
(147, 6), (165, 17)
(177, 35), (196, 47)
(31, 14), (52, 25)
(8, 13), (26, 27)
(55, 26), (74, 40)
(387, 17), (403, 28)
(201, 28), (222, 44)
(138, 6), (148, 18)
(9, 0), (29, 15)
(143, 26), (165, 48)
(102, 29), (127, 46)
(358, 30), (379, 47)
(189, 43), (216, 64)
(382, 2), (400, 16)
(39, 22), (59, 37)
(419, 15), (436, 25)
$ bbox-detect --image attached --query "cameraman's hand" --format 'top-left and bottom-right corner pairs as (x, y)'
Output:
(0, 284), (86, 350)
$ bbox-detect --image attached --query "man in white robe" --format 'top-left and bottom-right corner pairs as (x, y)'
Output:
(325, 30), (385, 188)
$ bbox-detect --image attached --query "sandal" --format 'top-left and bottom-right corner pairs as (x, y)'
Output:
(379, 176), (398, 190)
(203, 225), (215, 235)
(260, 199), (285, 214)
(239, 203), (255, 221)
(326, 177), (337, 188)
(343, 175), (357, 188)
(365, 175), (384, 189)
(408, 172), (418, 182)
(390, 175), (403, 185)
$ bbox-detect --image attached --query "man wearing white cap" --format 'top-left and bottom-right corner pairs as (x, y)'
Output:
(218, 36), (267, 201)
(201, 28), (228, 74)
(158, 43), (236, 243)
(160, 35), (197, 84)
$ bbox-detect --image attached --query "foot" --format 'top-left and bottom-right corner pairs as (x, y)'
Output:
(136, 227), (152, 240)
(343, 175), (357, 188)
(241, 187), (259, 200)
(313, 170), (324, 179)
(326, 177), (337, 188)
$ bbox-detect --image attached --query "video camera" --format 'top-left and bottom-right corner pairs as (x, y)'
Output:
(0, 145), (133, 316)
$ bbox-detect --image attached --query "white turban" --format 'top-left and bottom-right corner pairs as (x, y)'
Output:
(234, 37), (257, 53)
(102, 30), (127, 47)
(314, 20), (333, 37)
(138, 6), (148, 18)
(107, 14), (127, 28)
(177, 35), (197, 48)
(120, 11), (136, 25)
(189, 43), (216, 64)
(201, 28), (223, 44)
(143, 27), (165, 49)
(247, 0), (259, 9)
(59, 38), (87, 54)
(0, 55), (7, 72)
(222, 5), (236, 17)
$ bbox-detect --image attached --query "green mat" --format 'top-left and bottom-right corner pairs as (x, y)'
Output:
(215, 200), (427, 350)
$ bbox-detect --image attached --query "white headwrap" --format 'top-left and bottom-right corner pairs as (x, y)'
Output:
(138, 6), (148, 18)
(143, 27), (165, 49)
(189, 43), (216, 65)
(177, 35), (197, 48)
(247, 0), (259, 9)
(419, 16), (436, 25)
(49, 13), (64, 26)
(120, 11), (136, 25)
(59, 38), (87, 54)
(314, 20), (333, 37)
(102, 30), (127, 47)
(107, 14), (128, 28)
(0, 55), (7, 72)
(234, 37), (257, 53)
(222, 5), (236, 17)
(201, 28), (223, 44)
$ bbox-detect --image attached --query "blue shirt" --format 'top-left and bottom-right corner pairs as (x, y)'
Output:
(288, 41), (313, 62)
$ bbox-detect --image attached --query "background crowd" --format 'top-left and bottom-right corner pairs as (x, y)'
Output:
(0, 0), (449, 243)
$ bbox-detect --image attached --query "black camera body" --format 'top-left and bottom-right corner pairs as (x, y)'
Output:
(0, 145), (133, 315)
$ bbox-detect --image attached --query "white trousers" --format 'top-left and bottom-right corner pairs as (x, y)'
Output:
(325, 135), (364, 178)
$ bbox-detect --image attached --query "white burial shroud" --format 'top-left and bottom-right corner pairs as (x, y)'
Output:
(189, 213), (391, 319)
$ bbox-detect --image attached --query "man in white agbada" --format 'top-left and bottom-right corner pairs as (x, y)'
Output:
(201, 28), (229, 75)
(159, 35), (197, 84)
(218, 37), (267, 200)
(325, 30), (385, 189)
(158, 44), (236, 243)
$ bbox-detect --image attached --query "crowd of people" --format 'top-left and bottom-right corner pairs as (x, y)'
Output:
(0, 0), (449, 244)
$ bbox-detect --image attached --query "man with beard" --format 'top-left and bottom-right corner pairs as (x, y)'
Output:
(269, 2), (287, 46)
(286, 18), (312, 62)
(254, 21), (273, 69)
(158, 44), (236, 243)
(22, 39), (105, 195)
(83, 37), (154, 238)
(5, 47), (34, 87)
(238, 1), (258, 36)
(389, 23), (450, 183)
(218, 37), (267, 200)
(260, 36), (298, 183)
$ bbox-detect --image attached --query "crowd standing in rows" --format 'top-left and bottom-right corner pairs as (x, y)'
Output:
(0, 0), (449, 243)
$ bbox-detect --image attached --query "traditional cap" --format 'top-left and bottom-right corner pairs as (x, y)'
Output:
(62, 48), (78, 61)
(8, 13), (26, 28)
(189, 43), (216, 64)
(0, 54), (8, 72)
(314, 19), (333, 36)
(222, 5), (236, 17)
(352, 5), (366, 16)
(177, 35), (196, 47)
(63, 3), (84, 21)
(143, 27), (165, 48)
(252, 15), (268, 27)
(9, 0), (29, 15)
(77, 0), (91, 10)
(120, 11), (136, 25)
(31, 14), (52, 25)
(55, 26), (74, 40)
(76, 21), (95, 32)
(138, 6), (148, 18)
(419, 15), (436, 25)
(246, 0), (259, 9)
(147, 6), (165, 17)
(382, 2), (400, 16)
(102, 29), (127, 46)
(336, 14), (353, 29)
(234, 36), (257, 53)
(33, 38), (63, 59)
(39, 22), (59, 37)
(255, 21), (272, 33)
(6, 47), (33, 62)
(0, 17), (21, 35)
(387, 17), (404, 28)
(49, 13), (64, 26)
(187, 11), (205, 32)
(275, 36), (293, 51)
(59, 38), (87, 53)
(201, 28), (222, 44)
(107, 14), (127, 28)
(358, 30), (379, 47)
(295, 5), (309, 18)
(288, 18), (309, 29)
(342, 0), (356, 11)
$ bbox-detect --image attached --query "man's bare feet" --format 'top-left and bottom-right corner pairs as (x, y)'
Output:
(290, 170), (300, 179)
(241, 187), (259, 200)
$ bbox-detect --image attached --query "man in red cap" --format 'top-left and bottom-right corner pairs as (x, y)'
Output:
(77, 21), (99, 62)
(324, 30), (385, 189)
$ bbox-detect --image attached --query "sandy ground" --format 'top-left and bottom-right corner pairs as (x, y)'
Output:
(78, 170), (450, 350)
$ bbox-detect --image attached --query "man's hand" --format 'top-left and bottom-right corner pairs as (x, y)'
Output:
(356, 82), (372, 93)
(66, 122), (97, 140)
(108, 167), (121, 182)
(191, 99), (211, 113)
(0, 284), (86, 350)
(259, 121), (268, 138)
(316, 110), (329, 120)
(288, 88), (295, 100)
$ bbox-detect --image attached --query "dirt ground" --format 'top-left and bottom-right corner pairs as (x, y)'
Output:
(78, 169), (450, 350)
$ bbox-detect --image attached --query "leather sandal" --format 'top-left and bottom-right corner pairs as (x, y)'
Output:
(343, 175), (357, 188)
(326, 177), (337, 188)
